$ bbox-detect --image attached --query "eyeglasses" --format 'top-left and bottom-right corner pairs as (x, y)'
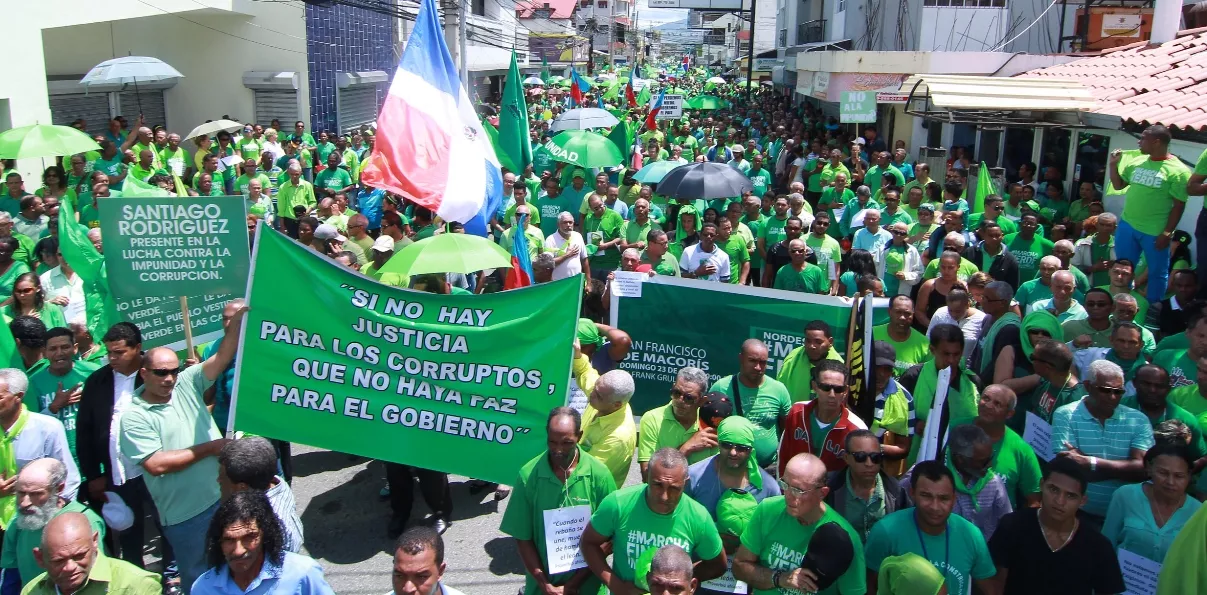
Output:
(1095, 386), (1127, 396)
(816, 382), (847, 394)
(720, 441), (752, 453)
(670, 387), (700, 403)
(147, 367), (181, 378)
(778, 479), (823, 498)
(850, 451), (883, 464)
(891, 230), (907, 236)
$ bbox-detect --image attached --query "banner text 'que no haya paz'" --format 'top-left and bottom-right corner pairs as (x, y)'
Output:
(231, 228), (581, 485)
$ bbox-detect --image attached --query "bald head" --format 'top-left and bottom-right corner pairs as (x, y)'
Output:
(741, 338), (767, 357)
(19, 458), (65, 491)
(40, 512), (95, 551)
(36, 512), (100, 594)
(783, 453), (827, 486)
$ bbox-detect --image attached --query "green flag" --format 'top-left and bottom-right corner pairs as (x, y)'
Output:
(482, 120), (519, 174)
(973, 161), (997, 215)
(57, 200), (118, 346)
(607, 122), (632, 163)
(232, 228), (582, 485)
(541, 57), (550, 83)
(637, 84), (652, 108)
(123, 176), (169, 197)
(497, 51), (533, 174)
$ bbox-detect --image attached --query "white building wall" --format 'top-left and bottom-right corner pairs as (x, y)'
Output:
(918, 7), (1009, 51)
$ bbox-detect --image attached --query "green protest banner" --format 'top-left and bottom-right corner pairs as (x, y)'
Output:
(115, 294), (234, 351)
(609, 277), (881, 414)
(231, 228), (581, 485)
(97, 196), (250, 299)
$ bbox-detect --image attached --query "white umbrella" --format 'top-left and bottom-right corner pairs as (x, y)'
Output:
(81, 56), (184, 114)
(550, 108), (620, 132)
(183, 119), (244, 142)
(707, 76), (726, 84)
(523, 76), (545, 86)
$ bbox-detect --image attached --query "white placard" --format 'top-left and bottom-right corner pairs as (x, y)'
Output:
(220, 155), (242, 171)
(1118, 549), (1161, 595)
(1023, 411), (1054, 462)
(567, 378), (588, 414)
(701, 560), (748, 593)
(168, 158), (185, 177)
(656, 95), (684, 119)
(611, 271), (645, 298)
(543, 505), (592, 575)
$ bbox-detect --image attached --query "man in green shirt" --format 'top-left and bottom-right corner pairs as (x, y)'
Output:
(1111, 125), (1191, 304)
(709, 339), (792, 467)
(233, 159), (271, 196)
(1072, 211), (1117, 287)
(127, 150), (158, 185)
(619, 198), (656, 255)
(748, 155), (773, 199)
(21, 512), (160, 595)
(26, 328), (99, 469)
(193, 173), (224, 198)
(3, 460), (107, 593)
(581, 448), (726, 592)
(757, 196), (790, 271)
(637, 367), (716, 476)
(119, 306), (247, 592)
(741, 197), (767, 284)
(732, 453), (867, 595)
(640, 229), (680, 277)
(777, 321), (844, 402)
(865, 151), (905, 198)
(872, 296), (932, 376)
(90, 142), (127, 192)
(1004, 213), (1054, 283)
(773, 239), (828, 294)
(805, 213), (842, 294)
(583, 195), (625, 276)
(158, 133), (189, 179)
(314, 153), (354, 200)
(952, 385), (1042, 507)
(716, 218), (750, 285)
(535, 179), (577, 238)
(275, 164), (316, 238)
(1125, 364), (1207, 459)
(500, 407), (616, 595)
(819, 149), (850, 189)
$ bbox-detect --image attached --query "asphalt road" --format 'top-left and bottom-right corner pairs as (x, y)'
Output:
(287, 444), (644, 595)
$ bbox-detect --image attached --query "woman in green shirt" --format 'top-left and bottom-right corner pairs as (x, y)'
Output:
(0, 237), (30, 299)
(1, 273), (66, 329)
(35, 166), (77, 211)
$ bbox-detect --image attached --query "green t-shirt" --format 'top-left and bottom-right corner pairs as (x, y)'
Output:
(864, 509), (996, 595)
(234, 173), (271, 196)
(119, 365), (222, 525)
(758, 215), (789, 249)
(498, 447), (615, 595)
(806, 233), (842, 281)
(25, 361), (101, 468)
(951, 417), (1041, 508)
(314, 168), (352, 194)
(583, 209), (625, 269)
(718, 234), (750, 283)
(805, 158), (824, 193)
(91, 156), (126, 190)
(740, 497), (867, 595)
(316, 142), (337, 165)
(532, 146), (557, 177)
(640, 251), (681, 277)
(1153, 348), (1198, 389)
(748, 168), (773, 198)
(966, 213), (1017, 236)
(159, 146), (189, 177)
(742, 214), (767, 266)
(1121, 155), (1191, 235)
(588, 484), (723, 584)
(1004, 233), (1054, 282)
(0, 500), (105, 588)
(709, 375), (792, 467)
(535, 193), (579, 238)
(773, 263), (828, 294)
(872, 325), (932, 377)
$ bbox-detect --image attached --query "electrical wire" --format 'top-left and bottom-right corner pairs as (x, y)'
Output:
(989, 0), (1059, 51)
(189, 0), (336, 45)
(132, 0), (309, 53)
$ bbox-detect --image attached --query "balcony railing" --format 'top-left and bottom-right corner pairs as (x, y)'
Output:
(797, 19), (825, 44)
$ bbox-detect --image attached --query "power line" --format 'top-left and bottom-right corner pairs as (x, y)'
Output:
(132, 0), (309, 53)
(191, 0), (336, 45)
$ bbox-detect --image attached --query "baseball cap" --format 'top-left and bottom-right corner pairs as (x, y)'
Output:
(372, 235), (395, 252)
(855, 137), (867, 145)
(313, 224), (346, 242)
(802, 522), (856, 591)
(698, 391), (733, 429)
(1023, 200), (1041, 212)
(572, 169), (587, 179)
(917, 203), (936, 213)
(102, 491), (135, 532)
(873, 341), (897, 368)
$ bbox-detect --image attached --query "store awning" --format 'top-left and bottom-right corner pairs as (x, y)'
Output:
(900, 74), (1097, 126)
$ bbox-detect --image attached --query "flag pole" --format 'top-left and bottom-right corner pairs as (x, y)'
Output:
(180, 296), (195, 360)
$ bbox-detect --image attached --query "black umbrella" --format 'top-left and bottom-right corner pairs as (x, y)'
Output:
(656, 162), (753, 200)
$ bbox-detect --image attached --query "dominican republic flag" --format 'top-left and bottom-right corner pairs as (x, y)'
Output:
(359, 0), (502, 236)
(569, 68), (592, 107)
(680, 56), (690, 71)
(645, 89), (666, 131)
(503, 215), (535, 289)
(625, 79), (637, 108)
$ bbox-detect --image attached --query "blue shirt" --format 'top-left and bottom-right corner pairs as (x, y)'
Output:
(191, 552), (334, 595)
(685, 455), (781, 519)
(1051, 398), (1155, 516)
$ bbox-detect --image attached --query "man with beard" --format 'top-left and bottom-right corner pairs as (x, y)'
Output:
(500, 407), (617, 595)
(0, 459), (104, 591)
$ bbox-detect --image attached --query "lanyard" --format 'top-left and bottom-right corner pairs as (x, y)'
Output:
(913, 514), (950, 579)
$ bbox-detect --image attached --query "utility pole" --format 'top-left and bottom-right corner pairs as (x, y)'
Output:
(744, 0), (755, 99)
(586, 17), (596, 74)
(457, 0), (469, 88)
(607, 0), (615, 68)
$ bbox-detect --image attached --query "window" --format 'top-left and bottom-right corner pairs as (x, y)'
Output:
(597, 0), (608, 7)
(533, 8), (551, 17)
(837, 0), (845, 11)
(923, 0), (1006, 5)
(472, 0), (485, 15)
(778, 28), (787, 47)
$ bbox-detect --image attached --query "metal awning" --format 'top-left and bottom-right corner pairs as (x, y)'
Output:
(901, 74), (1098, 127)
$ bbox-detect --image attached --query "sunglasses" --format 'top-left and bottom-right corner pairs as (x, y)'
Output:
(891, 230), (908, 236)
(1095, 386), (1127, 396)
(816, 382), (847, 394)
(670, 387), (700, 403)
(850, 451), (883, 464)
(147, 367), (181, 378)
(720, 441), (753, 453)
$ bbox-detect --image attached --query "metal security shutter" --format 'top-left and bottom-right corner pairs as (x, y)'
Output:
(117, 90), (167, 129)
(336, 85), (379, 133)
(49, 94), (111, 137)
(253, 89), (298, 126)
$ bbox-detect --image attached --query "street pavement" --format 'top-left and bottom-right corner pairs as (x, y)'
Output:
(288, 444), (644, 594)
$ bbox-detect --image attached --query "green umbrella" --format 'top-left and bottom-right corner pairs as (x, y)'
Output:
(545, 130), (623, 168)
(380, 233), (512, 277)
(558, 79), (572, 88)
(633, 161), (681, 183)
(0, 124), (101, 159)
(686, 96), (724, 110)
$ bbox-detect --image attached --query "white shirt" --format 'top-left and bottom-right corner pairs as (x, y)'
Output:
(679, 243), (731, 282)
(108, 369), (142, 486)
(40, 267), (85, 324)
(8, 412), (80, 499)
(927, 306), (986, 362)
(544, 231), (586, 280)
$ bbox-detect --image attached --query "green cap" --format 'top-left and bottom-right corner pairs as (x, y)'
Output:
(876, 553), (945, 595)
(716, 489), (758, 537)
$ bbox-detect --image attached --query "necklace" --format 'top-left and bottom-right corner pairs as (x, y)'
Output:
(1147, 484), (1181, 528)
(1038, 508), (1078, 552)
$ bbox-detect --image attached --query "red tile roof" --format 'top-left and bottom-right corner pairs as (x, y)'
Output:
(517, 0), (576, 19)
(1026, 27), (1207, 131)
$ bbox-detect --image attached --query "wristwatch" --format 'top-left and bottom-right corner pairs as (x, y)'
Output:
(1161, 230), (1173, 237)
(1089, 456), (1099, 471)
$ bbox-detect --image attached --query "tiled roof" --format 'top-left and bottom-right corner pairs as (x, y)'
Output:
(1025, 27), (1207, 131)
(517, 0), (576, 19)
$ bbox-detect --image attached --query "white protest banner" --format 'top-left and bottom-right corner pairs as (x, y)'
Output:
(543, 505), (591, 574)
(611, 271), (645, 298)
(656, 95), (684, 119)
(1024, 412), (1054, 461)
(1118, 549), (1161, 595)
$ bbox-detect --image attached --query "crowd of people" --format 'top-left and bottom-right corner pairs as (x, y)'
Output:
(0, 60), (1205, 595)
